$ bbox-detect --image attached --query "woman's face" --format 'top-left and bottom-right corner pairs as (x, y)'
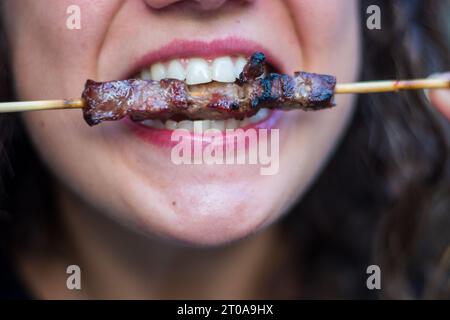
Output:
(4, 0), (360, 245)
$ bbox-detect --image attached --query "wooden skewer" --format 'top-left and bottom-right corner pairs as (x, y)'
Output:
(335, 78), (450, 94)
(0, 78), (448, 113)
(0, 99), (84, 113)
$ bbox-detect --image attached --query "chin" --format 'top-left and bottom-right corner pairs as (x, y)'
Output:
(126, 179), (277, 247)
(161, 211), (270, 247)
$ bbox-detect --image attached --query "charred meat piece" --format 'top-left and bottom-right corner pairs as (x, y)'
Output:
(82, 52), (336, 126)
(238, 51), (266, 83)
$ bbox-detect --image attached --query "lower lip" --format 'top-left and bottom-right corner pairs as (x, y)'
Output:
(125, 110), (284, 149)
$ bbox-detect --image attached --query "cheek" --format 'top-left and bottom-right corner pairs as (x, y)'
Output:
(22, 112), (159, 241)
(7, 0), (123, 101)
(286, 0), (361, 75)
(22, 111), (98, 193)
(22, 110), (130, 219)
(287, 0), (359, 43)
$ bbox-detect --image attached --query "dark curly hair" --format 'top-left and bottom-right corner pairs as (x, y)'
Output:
(0, 0), (449, 299)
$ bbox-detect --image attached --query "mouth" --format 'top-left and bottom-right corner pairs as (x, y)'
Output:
(125, 38), (282, 133)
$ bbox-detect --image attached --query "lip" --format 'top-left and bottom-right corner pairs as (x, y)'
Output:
(120, 37), (286, 151)
(126, 36), (283, 79)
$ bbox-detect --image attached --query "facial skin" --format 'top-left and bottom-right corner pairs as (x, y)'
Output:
(4, 0), (360, 246)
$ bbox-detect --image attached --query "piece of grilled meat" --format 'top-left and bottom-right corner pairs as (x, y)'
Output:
(82, 52), (336, 126)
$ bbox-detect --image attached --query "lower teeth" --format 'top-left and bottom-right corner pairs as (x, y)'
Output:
(140, 108), (270, 131)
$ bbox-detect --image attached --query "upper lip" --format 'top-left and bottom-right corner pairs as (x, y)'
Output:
(125, 36), (283, 79)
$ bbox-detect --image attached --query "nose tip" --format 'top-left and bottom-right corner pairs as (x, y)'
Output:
(144, 0), (253, 11)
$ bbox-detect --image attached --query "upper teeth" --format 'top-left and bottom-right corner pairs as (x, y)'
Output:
(186, 58), (211, 84)
(137, 55), (270, 131)
(211, 56), (235, 83)
(167, 59), (186, 81)
(139, 55), (249, 85)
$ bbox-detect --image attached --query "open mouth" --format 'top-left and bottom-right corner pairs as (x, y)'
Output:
(133, 54), (274, 132)
(81, 42), (336, 131)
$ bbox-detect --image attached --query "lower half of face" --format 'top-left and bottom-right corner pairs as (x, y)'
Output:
(8, 0), (360, 245)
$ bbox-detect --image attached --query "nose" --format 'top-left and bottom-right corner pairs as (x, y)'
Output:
(144, 0), (253, 11)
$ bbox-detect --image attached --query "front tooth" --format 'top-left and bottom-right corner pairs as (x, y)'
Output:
(234, 57), (247, 79)
(186, 58), (211, 85)
(210, 120), (225, 131)
(225, 118), (239, 129)
(177, 120), (194, 131)
(167, 59), (186, 80)
(198, 120), (211, 131)
(165, 119), (177, 130)
(193, 120), (207, 132)
(150, 63), (167, 81)
(211, 57), (235, 83)
(141, 69), (152, 80)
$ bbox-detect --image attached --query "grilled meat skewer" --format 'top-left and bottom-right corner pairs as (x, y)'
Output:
(82, 52), (336, 126)
(2, 52), (449, 124)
